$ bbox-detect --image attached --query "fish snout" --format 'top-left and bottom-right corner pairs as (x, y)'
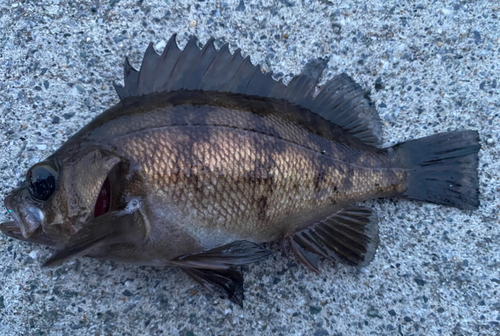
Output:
(3, 188), (44, 239)
(3, 193), (14, 214)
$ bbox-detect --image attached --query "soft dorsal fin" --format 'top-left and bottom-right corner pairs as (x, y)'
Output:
(114, 34), (382, 145)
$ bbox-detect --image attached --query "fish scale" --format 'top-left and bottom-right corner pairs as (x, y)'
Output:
(108, 97), (403, 244)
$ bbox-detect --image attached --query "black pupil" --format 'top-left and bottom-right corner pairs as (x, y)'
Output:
(28, 166), (57, 201)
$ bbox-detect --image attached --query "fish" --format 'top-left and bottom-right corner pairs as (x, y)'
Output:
(0, 34), (480, 306)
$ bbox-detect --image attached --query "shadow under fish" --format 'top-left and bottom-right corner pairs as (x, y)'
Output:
(0, 34), (480, 307)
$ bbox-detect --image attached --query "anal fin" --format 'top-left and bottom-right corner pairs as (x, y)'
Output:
(282, 206), (379, 272)
(280, 237), (321, 273)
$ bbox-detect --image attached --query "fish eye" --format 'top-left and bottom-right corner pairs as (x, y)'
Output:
(27, 161), (59, 201)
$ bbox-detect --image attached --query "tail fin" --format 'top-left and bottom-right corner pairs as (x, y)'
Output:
(393, 130), (480, 210)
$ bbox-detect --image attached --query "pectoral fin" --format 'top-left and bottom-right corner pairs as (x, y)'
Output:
(172, 241), (271, 306)
(43, 198), (149, 267)
(282, 206), (379, 273)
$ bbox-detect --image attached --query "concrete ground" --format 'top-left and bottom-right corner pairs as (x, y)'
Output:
(0, 0), (499, 335)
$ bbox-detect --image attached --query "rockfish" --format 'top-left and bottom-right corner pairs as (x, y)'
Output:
(0, 34), (480, 305)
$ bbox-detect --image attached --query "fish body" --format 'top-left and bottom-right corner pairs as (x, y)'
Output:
(49, 91), (403, 263)
(1, 35), (480, 305)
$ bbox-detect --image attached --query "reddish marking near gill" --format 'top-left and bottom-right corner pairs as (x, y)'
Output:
(94, 178), (110, 218)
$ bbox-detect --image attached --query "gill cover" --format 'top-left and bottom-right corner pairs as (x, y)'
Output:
(33, 148), (123, 241)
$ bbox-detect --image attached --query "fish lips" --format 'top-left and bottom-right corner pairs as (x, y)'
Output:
(2, 188), (45, 240)
(0, 220), (25, 241)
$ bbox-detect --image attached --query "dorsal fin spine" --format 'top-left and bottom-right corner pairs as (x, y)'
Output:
(230, 56), (255, 93)
(156, 34), (181, 91)
(199, 43), (230, 90)
(124, 57), (138, 97)
(137, 43), (160, 95)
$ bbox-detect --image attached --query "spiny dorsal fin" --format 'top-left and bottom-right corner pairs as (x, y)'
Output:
(114, 34), (382, 145)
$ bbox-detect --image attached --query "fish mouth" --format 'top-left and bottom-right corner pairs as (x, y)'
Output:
(3, 190), (45, 240)
(2, 192), (56, 246)
(0, 220), (27, 241)
(0, 221), (57, 246)
(4, 193), (22, 225)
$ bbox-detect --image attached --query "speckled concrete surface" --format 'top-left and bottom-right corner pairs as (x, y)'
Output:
(0, 0), (499, 335)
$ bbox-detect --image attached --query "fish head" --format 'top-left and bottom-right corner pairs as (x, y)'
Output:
(1, 147), (124, 245)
